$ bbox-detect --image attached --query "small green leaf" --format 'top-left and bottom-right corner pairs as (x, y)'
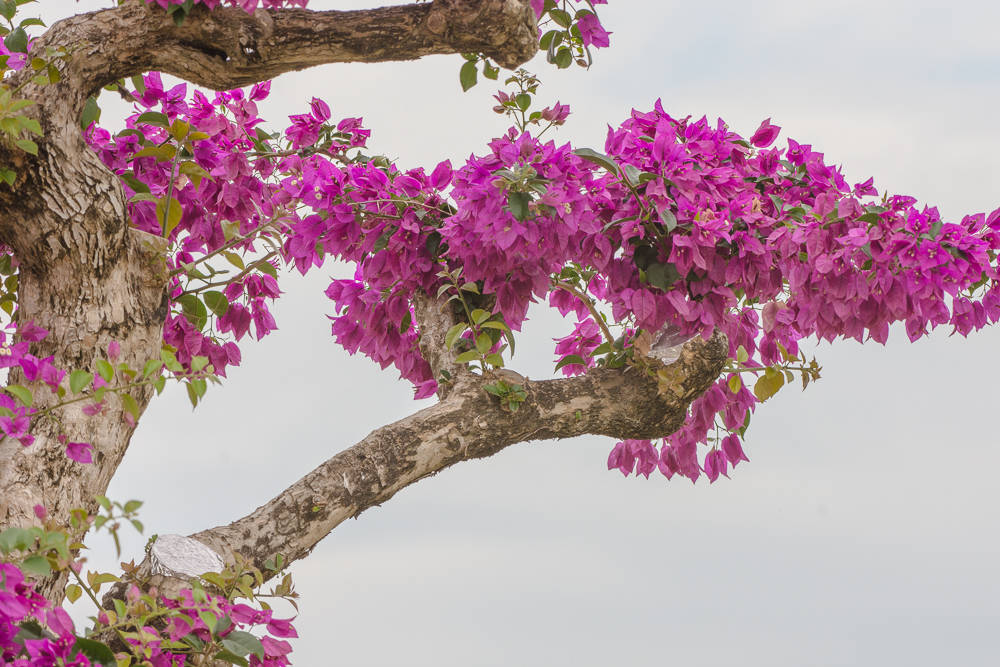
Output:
(95, 359), (114, 383)
(5, 384), (32, 407)
(475, 333), (492, 354)
(133, 145), (176, 161)
(14, 139), (37, 155)
(554, 354), (586, 371)
(142, 359), (163, 378)
(4, 27), (27, 53)
(19, 555), (51, 577)
(454, 349), (480, 363)
(80, 96), (102, 129)
(479, 320), (510, 333)
(727, 375), (742, 394)
(459, 60), (478, 91)
(156, 196), (183, 236)
(71, 637), (116, 667)
(123, 499), (143, 513)
(444, 323), (468, 350)
(135, 111), (170, 128)
(507, 191), (530, 221)
(660, 208), (678, 232)
(471, 309), (491, 325)
(69, 370), (93, 394)
(221, 631), (265, 659)
(65, 583), (83, 603)
(160, 348), (184, 373)
(572, 147), (619, 174)
(120, 392), (140, 420)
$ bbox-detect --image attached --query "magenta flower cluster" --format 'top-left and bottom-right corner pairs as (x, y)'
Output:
(78, 69), (1000, 487)
(0, 562), (296, 665)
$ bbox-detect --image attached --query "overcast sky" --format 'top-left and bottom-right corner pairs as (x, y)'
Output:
(45, 1), (1000, 665)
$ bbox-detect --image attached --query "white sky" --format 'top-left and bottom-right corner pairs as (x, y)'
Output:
(41, 1), (1000, 665)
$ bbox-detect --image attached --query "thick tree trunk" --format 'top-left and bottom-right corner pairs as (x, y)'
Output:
(0, 115), (170, 597)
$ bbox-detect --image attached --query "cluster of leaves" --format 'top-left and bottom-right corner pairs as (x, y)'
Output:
(1, 499), (298, 666)
(459, 0), (610, 91)
(0, 0), (71, 184)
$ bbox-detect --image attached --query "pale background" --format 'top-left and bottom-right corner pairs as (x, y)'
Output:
(40, 1), (1000, 665)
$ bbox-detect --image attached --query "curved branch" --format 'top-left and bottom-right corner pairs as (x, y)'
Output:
(189, 332), (728, 574)
(28, 0), (538, 122)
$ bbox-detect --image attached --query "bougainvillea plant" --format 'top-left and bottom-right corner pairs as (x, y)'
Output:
(0, 0), (996, 663)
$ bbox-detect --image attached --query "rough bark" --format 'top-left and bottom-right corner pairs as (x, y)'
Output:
(188, 332), (728, 575)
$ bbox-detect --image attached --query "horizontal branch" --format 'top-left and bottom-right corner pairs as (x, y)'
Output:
(189, 332), (727, 574)
(29, 0), (538, 122)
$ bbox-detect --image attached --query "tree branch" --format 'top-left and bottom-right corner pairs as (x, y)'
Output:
(411, 289), (466, 397)
(29, 0), (538, 122)
(188, 332), (727, 575)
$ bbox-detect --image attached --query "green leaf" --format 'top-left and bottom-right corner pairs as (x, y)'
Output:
(160, 348), (184, 373)
(727, 374), (742, 394)
(444, 322), (468, 350)
(554, 46), (573, 68)
(660, 208), (678, 232)
(475, 333), (492, 354)
(470, 309), (491, 325)
(69, 370), (93, 394)
(179, 160), (210, 188)
(212, 649), (249, 667)
(515, 93), (531, 111)
(645, 262), (681, 291)
(479, 320), (510, 333)
(191, 355), (210, 373)
(549, 8), (572, 27)
(135, 111), (170, 128)
(572, 147), (619, 174)
(459, 60), (478, 91)
(177, 294), (208, 330)
(221, 631), (265, 659)
(4, 26), (27, 53)
(5, 383), (32, 407)
(120, 392), (140, 420)
(71, 637), (116, 667)
(156, 196), (183, 236)
(186, 381), (199, 408)
(753, 368), (785, 401)
(223, 251), (245, 270)
(554, 354), (586, 371)
(454, 349), (480, 363)
(17, 116), (41, 136)
(142, 359), (163, 378)
(95, 359), (114, 383)
(123, 499), (143, 513)
(65, 583), (82, 603)
(0, 168), (16, 186)
(507, 191), (530, 221)
(19, 555), (51, 577)
(0, 527), (33, 554)
(14, 139), (37, 155)
(133, 145), (176, 161)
